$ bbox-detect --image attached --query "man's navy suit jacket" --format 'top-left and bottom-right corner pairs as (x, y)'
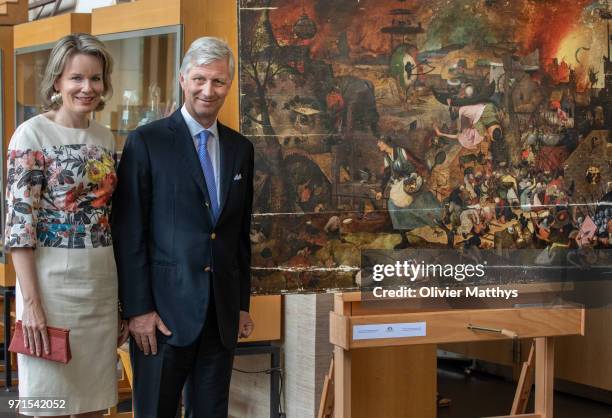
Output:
(112, 109), (254, 349)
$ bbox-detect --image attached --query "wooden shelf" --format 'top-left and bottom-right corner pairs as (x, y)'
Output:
(91, 0), (182, 35)
(14, 13), (91, 50)
(0, 0), (26, 26)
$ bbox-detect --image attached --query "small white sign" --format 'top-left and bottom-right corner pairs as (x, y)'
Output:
(352, 322), (426, 340)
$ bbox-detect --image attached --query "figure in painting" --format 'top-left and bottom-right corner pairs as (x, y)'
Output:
(433, 82), (508, 167)
(375, 137), (442, 249)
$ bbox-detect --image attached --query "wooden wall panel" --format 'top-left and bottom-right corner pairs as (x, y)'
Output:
(555, 308), (612, 391)
(0, 26), (15, 286)
(352, 345), (437, 418)
(240, 295), (282, 342)
(190, 0), (240, 130)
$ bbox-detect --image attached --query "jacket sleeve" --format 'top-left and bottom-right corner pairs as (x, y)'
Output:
(112, 130), (155, 319)
(237, 142), (254, 312)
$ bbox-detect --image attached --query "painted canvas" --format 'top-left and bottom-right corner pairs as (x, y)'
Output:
(238, 0), (612, 293)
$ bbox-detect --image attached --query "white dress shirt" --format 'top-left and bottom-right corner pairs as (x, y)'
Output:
(180, 104), (221, 201)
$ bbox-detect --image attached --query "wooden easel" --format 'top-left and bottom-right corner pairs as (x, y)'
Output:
(511, 341), (536, 414)
(329, 292), (585, 418)
(105, 346), (134, 418)
(317, 359), (334, 418)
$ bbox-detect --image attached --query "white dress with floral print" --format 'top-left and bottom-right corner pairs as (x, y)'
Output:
(4, 115), (118, 415)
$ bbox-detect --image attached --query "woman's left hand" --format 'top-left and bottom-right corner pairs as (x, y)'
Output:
(117, 318), (129, 347)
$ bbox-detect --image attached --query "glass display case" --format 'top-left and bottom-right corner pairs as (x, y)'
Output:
(96, 25), (182, 153)
(14, 44), (52, 126)
(14, 25), (182, 153)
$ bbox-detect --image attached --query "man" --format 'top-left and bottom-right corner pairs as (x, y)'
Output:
(112, 37), (255, 418)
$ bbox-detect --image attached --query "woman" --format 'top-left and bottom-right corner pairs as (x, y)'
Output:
(374, 137), (442, 249)
(4, 34), (129, 417)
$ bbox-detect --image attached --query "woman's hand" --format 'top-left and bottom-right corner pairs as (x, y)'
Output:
(117, 318), (129, 347)
(12, 249), (49, 357)
(21, 299), (49, 357)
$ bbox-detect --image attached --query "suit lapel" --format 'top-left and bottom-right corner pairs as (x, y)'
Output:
(168, 110), (215, 223)
(217, 122), (237, 219)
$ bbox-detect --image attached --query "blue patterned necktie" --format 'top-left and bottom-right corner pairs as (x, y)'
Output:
(198, 130), (219, 221)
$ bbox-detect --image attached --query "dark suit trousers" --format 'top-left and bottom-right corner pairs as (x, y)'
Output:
(130, 294), (235, 418)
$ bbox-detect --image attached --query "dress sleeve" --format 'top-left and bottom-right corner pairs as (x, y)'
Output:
(4, 144), (45, 249)
(457, 128), (484, 150)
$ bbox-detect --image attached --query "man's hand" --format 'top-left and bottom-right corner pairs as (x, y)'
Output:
(128, 311), (172, 355)
(117, 319), (130, 348)
(238, 311), (255, 339)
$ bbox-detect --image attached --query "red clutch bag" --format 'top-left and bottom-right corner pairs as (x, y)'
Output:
(8, 320), (71, 364)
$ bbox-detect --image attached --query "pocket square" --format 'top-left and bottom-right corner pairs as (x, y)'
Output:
(233, 173), (242, 181)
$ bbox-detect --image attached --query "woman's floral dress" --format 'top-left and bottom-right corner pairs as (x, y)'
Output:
(4, 114), (119, 416)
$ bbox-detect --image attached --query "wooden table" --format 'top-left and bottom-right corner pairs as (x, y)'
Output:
(330, 292), (585, 418)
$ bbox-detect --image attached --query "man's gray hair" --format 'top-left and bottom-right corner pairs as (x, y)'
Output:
(180, 37), (235, 80)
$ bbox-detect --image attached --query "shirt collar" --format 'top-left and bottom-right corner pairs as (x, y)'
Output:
(180, 104), (219, 139)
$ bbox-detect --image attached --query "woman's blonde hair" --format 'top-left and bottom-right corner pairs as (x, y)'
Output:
(41, 33), (113, 111)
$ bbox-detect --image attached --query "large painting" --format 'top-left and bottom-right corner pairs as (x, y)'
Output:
(238, 0), (612, 293)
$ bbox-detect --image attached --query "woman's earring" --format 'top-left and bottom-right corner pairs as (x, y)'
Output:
(99, 95), (107, 106)
(51, 91), (62, 105)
